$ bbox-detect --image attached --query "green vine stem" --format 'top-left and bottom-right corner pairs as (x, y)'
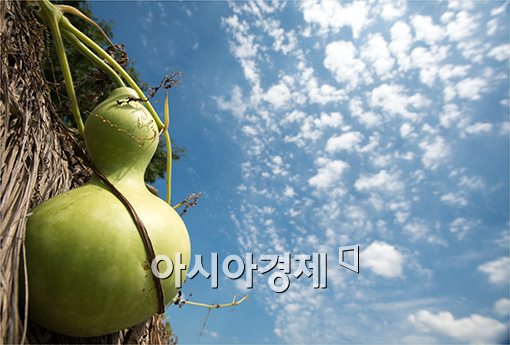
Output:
(163, 91), (172, 203)
(60, 19), (165, 130)
(61, 30), (125, 88)
(56, 4), (115, 47)
(39, 1), (85, 136)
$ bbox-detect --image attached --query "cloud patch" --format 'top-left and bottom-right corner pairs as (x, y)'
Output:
(355, 170), (404, 193)
(325, 131), (363, 153)
(409, 310), (507, 344)
(361, 241), (404, 278)
(301, 0), (371, 38)
(324, 41), (369, 90)
(308, 157), (349, 191)
(478, 257), (510, 285)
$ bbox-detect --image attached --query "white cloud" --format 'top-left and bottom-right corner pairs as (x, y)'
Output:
(439, 103), (464, 128)
(495, 230), (510, 249)
(446, 11), (479, 42)
(284, 119), (321, 146)
(361, 33), (395, 79)
(440, 193), (468, 207)
(267, 155), (288, 177)
(478, 257), (510, 285)
(358, 134), (380, 154)
(235, 278), (249, 292)
(325, 131), (363, 153)
(264, 83), (291, 109)
(241, 126), (258, 137)
(354, 170), (403, 193)
(284, 112), (343, 148)
(370, 153), (393, 168)
(411, 15), (445, 45)
(410, 46), (449, 86)
(300, 0), (371, 38)
(283, 185), (295, 198)
(308, 157), (349, 190)
(257, 17), (297, 55)
(215, 86), (247, 119)
(389, 21), (413, 71)
(223, 15), (258, 59)
(222, 14), (261, 87)
(350, 98), (381, 127)
(309, 83), (346, 105)
(208, 330), (219, 338)
(450, 217), (481, 240)
(400, 123), (414, 138)
(443, 85), (456, 102)
(447, 0), (476, 11)
(457, 40), (485, 64)
(403, 221), (429, 242)
(409, 310), (507, 344)
(419, 136), (450, 170)
(491, 2), (507, 16)
(377, 0), (407, 21)
(500, 121), (510, 136)
(487, 43), (510, 61)
(324, 41), (368, 90)
(440, 11), (454, 23)
(456, 77), (488, 100)
(370, 83), (429, 121)
(464, 122), (493, 135)
(282, 110), (306, 125)
(493, 298), (510, 317)
(402, 219), (446, 246)
(458, 174), (485, 190)
(297, 61), (347, 105)
(438, 64), (470, 82)
(487, 18), (498, 36)
(314, 112), (343, 128)
(361, 241), (404, 278)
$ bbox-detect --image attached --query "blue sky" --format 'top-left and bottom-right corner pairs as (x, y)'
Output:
(90, 1), (509, 344)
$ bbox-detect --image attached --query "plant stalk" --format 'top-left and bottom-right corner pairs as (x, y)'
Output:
(39, 0), (85, 136)
(62, 30), (125, 88)
(164, 91), (172, 204)
(61, 19), (164, 130)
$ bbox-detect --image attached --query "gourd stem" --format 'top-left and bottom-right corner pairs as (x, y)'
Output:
(46, 14), (85, 136)
(62, 30), (125, 88)
(61, 19), (164, 130)
(164, 91), (172, 204)
(56, 4), (115, 48)
(164, 131), (172, 204)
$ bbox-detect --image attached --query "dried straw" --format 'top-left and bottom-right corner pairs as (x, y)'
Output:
(1, 1), (176, 343)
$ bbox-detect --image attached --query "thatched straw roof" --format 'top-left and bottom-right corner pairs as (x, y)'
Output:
(1, 1), (175, 343)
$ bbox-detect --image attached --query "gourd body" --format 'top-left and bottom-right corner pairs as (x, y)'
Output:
(25, 87), (191, 337)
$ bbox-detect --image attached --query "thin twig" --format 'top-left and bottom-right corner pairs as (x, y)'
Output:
(148, 72), (182, 99)
(173, 192), (202, 216)
(199, 309), (211, 339)
(171, 294), (248, 310)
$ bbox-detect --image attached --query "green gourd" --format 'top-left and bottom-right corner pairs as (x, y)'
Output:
(25, 87), (191, 337)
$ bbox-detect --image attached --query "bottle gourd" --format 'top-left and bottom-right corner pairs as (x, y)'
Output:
(25, 87), (191, 337)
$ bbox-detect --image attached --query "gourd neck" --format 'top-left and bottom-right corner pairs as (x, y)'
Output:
(90, 166), (147, 193)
